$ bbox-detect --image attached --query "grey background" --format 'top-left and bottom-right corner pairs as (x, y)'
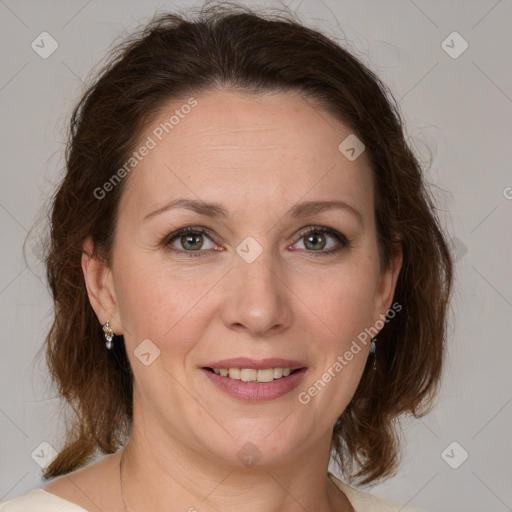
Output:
(1, 1), (511, 511)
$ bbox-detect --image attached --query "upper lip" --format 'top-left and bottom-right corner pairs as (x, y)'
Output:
(203, 357), (306, 370)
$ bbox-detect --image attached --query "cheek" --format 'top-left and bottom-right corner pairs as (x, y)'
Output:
(298, 267), (379, 419)
(308, 258), (381, 342)
(112, 249), (217, 348)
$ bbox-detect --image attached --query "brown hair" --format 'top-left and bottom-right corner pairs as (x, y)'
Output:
(39, 1), (453, 485)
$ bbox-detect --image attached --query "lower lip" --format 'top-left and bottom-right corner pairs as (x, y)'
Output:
(201, 368), (307, 402)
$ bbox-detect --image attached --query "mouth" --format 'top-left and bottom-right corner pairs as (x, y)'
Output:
(200, 365), (308, 402)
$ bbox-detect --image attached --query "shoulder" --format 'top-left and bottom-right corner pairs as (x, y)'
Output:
(0, 489), (88, 511)
(0, 451), (122, 512)
(328, 472), (424, 512)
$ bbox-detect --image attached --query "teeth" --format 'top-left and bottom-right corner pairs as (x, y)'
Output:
(240, 369), (258, 382)
(256, 369), (274, 382)
(229, 368), (241, 380)
(211, 367), (296, 382)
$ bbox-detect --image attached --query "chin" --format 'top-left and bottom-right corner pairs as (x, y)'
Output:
(194, 425), (308, 469)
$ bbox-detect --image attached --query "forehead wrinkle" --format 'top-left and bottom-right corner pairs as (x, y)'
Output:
(194, 144), (294, 151)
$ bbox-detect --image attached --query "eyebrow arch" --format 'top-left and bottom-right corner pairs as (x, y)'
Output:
(143, 198), (363, 225)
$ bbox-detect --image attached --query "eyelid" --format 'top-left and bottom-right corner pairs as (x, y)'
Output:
(294, 225), (350, 245)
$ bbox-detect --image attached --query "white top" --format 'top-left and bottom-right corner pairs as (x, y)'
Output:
(0, 472), (423, 511)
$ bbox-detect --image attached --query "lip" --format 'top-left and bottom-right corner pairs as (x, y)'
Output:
(202, 357), (306, 370)
(202, 367), (308, 402)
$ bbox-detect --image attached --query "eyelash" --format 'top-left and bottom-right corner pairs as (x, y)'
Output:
(163, 226), (350, 258)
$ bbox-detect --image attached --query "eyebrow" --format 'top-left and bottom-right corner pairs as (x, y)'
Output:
(143, 198), (363, 225)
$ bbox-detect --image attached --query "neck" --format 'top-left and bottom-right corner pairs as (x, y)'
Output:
(118, 416), (352, 512)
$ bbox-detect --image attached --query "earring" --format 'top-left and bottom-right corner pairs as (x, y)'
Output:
(370, 337), (377, 371)
(102, 321), (114, 350)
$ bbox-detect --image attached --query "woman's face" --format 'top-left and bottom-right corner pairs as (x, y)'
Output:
(85, 89), (401, 469)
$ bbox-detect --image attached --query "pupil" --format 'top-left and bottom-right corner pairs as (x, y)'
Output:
(183, 234), (202, 250)
(306, 233), (324, 250)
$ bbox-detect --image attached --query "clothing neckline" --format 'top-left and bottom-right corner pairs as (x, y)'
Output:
(35, 472), (357, 511)
(23, 488), (89, 511)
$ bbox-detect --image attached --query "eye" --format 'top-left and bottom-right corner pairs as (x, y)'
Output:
(164, 225), (350, 258)
(165, 227), (220, 257)
(291, 226), (350, 256)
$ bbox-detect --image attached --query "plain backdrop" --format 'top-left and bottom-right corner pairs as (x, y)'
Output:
(0, 1), (511, 511)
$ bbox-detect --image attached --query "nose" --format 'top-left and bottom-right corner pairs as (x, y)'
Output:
(220, 245), (293, 338)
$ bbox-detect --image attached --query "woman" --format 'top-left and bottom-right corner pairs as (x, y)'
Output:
(0, 2), (452, 511)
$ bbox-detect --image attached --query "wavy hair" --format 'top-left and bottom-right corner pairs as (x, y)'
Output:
(40, 1), (453, 485)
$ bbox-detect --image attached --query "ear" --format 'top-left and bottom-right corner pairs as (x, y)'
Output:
(81, 236), (123, 335)
(373, 242), (403, 323)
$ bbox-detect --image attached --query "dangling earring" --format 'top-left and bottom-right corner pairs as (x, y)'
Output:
(370, 337), (377, 370)
(103, 321), (114, 350)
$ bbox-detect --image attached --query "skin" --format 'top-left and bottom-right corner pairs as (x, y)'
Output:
(45, 89), (402, 512)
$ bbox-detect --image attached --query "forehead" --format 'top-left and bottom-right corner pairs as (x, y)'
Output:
(119, 89), (373, 219)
